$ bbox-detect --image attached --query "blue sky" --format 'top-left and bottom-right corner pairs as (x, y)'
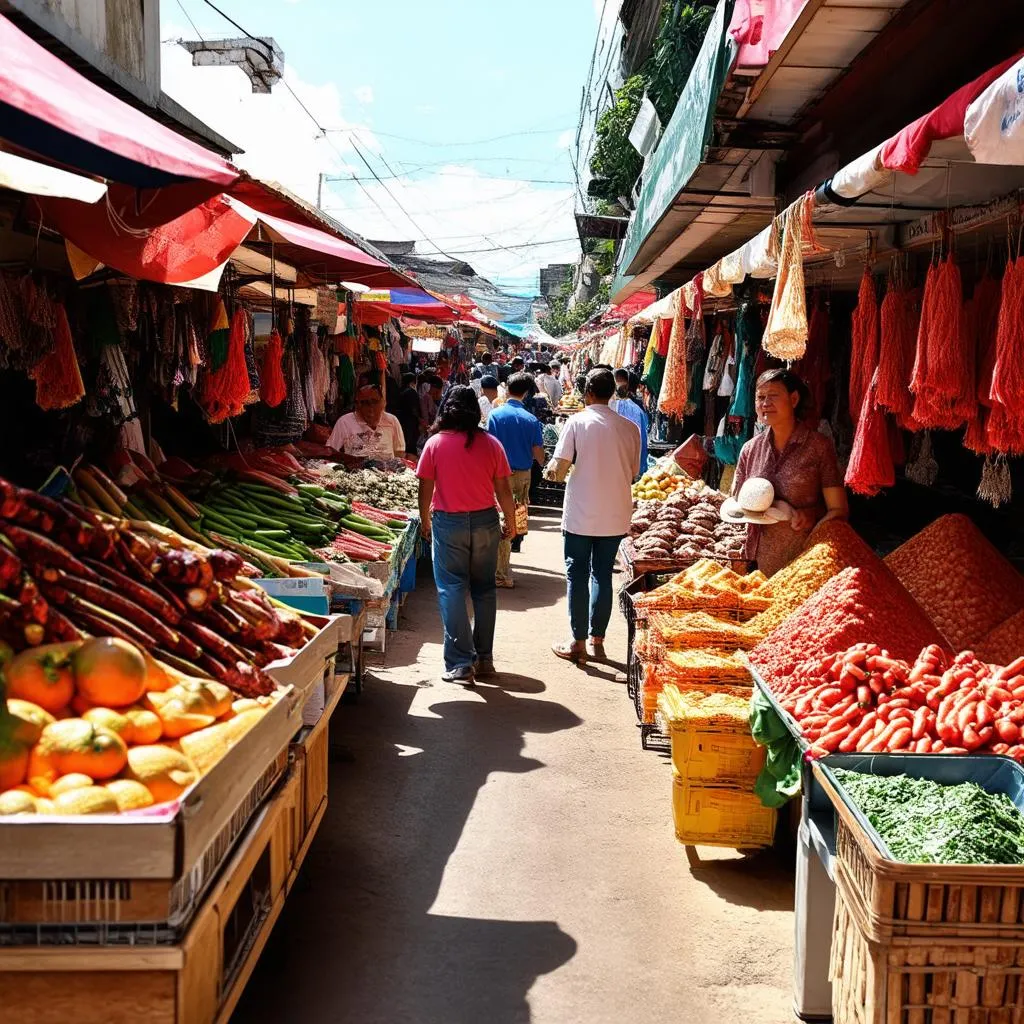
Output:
(161, 0), (599, 291)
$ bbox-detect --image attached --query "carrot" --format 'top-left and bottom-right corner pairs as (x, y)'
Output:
(977, 701), (994, 728)
(814, 723), (853, 754)
(856, 684), (872, 707)
(939, 746), (968, 755)
(957, 698), (980, 733)
(996, 720), (1020, 744)
(911, 706), (930, 741)
(962, 725), (983, 751)
(914, 737), (932, 753)
(864, 721), (901, 752)
(839, 712), (876, 753)
(887, 726), (913, 751)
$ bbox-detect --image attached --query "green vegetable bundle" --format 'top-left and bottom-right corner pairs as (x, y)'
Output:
(834, 768), (1024, 865)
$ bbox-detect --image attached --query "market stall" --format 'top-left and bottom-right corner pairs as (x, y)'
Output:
(608, 49), (1024, 1024)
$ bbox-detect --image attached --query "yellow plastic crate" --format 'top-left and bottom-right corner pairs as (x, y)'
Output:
(665, 719), (766, 784)
(671, 771), (776, 849)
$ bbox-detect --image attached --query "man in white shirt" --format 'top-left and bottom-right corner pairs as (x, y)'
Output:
(477, 375), (499, 424)
(545, 367), (640, 665)
(328, 385), (407, 466)
(536, 363), (563, 409)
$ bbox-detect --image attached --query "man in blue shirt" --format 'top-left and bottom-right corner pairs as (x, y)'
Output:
(611, 369), (649, 480)
(487, 373), (545, 586)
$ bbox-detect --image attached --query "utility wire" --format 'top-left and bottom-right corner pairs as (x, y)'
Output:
(195, 0), (401, 231)
(324, 125), (574, 147)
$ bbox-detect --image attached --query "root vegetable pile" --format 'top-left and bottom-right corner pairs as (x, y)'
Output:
(781, 643), (1024, 761)
(630, 484), (744, 563)
(884, 514), (1024, 650)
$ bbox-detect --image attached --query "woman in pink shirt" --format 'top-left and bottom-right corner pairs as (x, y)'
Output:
(417, 386), (516, 685)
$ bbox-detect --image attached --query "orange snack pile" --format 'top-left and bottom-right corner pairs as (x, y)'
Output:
(884, 514), (1024, 650)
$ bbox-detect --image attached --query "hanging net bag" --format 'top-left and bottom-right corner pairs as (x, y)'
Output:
(658, 290), (690, 418)
(849, 269), (879, 426)
(845, 373), (894, 497)
(259, 328), (287, 408)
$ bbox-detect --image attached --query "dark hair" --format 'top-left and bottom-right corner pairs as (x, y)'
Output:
(585, 367), (616, 401)
(507, 372), (533, 398)
(614, 368), (629, 382)
(481, 351), (492, 364)
(480, 375), (498, 390)
(756, 368), (812, 421)
(433, 385), (482, 447)
(511, 356), (524, 369)
(401, 372), (416, 388)
(574, 372), (587, 394)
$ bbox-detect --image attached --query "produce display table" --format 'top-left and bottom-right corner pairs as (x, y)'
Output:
(0, 676), (348, 1024)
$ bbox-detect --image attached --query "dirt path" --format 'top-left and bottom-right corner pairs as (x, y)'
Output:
(234, 507), (794, 1024)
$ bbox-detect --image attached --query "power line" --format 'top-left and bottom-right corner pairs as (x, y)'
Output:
(324, 125), (574, 148)
(195, 0), (402, 231)
(325, 170), (574, 185)
(175, 0), (204, 40)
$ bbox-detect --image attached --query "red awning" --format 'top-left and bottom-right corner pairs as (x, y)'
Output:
(228, 179), (412, 288)
(35, 192), (257, 289)
(0, 13), (239, 190)
(230, 199), (407, 287)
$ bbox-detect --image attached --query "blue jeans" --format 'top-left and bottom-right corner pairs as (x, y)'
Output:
(563, 532), (623, 643)
(431, 509), (501, 672)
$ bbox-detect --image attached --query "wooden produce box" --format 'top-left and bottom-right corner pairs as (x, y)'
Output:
(0, 687), (303, 941)
(0, 770), (304, 1024)
(290, 672), (343, 849)
(265, 614), (342, 696)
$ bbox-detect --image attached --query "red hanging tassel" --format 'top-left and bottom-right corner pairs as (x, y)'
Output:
(849, 270), (879, 426)
(911, 256), (969, 428)
(845, 374), (894, 496)
(30, 302), (84, 411)
(875, 285), (918, 425)
(202, 308), (250, 423)
(986, 258), (1024, 454)
(259, 329), (287, 408)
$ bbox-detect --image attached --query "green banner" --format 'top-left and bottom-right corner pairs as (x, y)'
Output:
(616, 0), (737, 280)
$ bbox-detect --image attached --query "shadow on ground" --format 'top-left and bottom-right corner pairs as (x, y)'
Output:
(233, 617), (582, 1024)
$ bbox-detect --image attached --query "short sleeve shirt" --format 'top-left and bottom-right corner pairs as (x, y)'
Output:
(328, 412), (406, 458)
(733, 423), (843, 574)
(554, 404), (640, 536)
(416, 431), (511, 513)
(487, 399), (543, 471)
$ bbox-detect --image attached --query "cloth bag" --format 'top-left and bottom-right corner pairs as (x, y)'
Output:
(514, 502), (529, 536)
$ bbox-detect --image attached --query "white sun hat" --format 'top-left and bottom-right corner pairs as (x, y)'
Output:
(720, 477), (793, 525)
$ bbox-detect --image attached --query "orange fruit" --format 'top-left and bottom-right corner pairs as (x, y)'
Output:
(7, 700), (55, 742)
(146, 680), (232, 739)
(105, 779), (155, 811)
(5, 642), (80, 713)
(28, 719), (128, 791)
(123, 707), (163, 745)
(122, 745), (199, 803)
(71, 638), (147, 708)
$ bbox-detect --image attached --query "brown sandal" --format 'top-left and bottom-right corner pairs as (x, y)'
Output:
(552, 641), (587, 666)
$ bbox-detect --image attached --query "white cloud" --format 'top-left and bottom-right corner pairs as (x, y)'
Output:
(159, 27), (580, 287)
(354, 84), (374, 104)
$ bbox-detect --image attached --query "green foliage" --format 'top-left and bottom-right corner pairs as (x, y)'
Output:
(588, 74), (647, 203)
(539, 268), (607, 339)
(644, 1), (718, 125)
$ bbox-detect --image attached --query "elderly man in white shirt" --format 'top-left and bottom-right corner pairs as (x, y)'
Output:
(545, 367), (640, 665)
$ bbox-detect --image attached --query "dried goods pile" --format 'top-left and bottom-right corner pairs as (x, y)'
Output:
(978, 610), (1024, 665)
(750, 520), (883, 635)
(629, 484), (744, 563)
(632, 559), (772, 615)
(639, 611), (764, 656)
(772, 641), (1024, 760)
(833, 768), (1024, 865)
(656, 684), (750, 728)
(641, 651), (751, 722)
(884, 514), (1024, 650)
(302, 462), (419, 511)
(0, 635), (277, 816)
(750, 565), (945, 690)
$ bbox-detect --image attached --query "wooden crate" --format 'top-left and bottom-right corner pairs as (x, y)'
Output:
(289, 672), (342, 848)
(830, 868), (1024, 1024)
(0, 688), (302, 940)
(815, 761), (1024, 942)
(0, 770), (302, 1024)
(265, 614), (342, 697)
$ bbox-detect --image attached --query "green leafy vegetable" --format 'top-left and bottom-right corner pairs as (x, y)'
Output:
(834, 769), (1024, 865)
